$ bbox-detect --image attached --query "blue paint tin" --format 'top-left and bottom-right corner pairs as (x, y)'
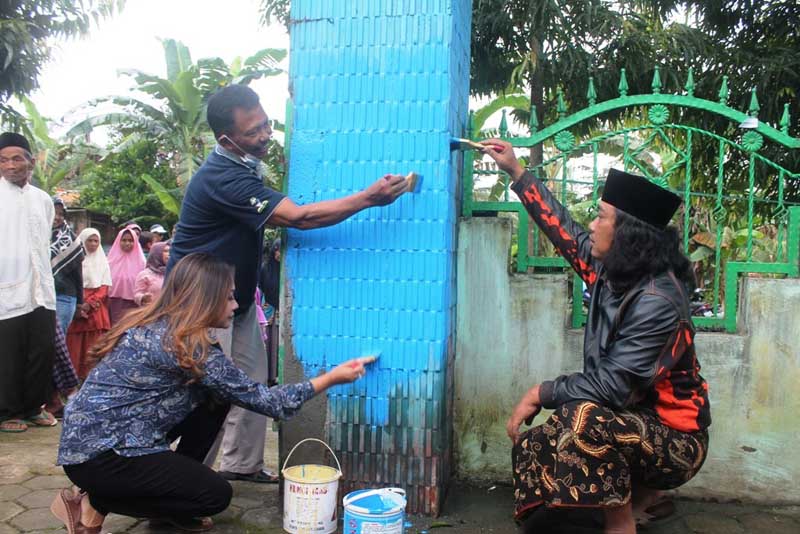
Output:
(343, 488), (406, 534)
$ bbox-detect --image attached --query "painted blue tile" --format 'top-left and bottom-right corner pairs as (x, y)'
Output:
(287, 0), (470, 504)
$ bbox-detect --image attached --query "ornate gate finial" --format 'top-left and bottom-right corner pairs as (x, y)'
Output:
(718, 75), (729, 104)
(557, 88), (567, 119)
(587, 77), (597, 106)
(685, 67), (695, 97)
(651, 66), (662, 94)
(781, 103), (791, 135)
(748, 89), (760, 117)
(618, 68), (629, 97)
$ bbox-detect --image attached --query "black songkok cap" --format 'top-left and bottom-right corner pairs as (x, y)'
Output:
(601, 168), (681, 229)
(0, 132), (32, 154)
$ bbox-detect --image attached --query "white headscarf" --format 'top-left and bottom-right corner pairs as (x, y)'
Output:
(78, 228), (112, 288)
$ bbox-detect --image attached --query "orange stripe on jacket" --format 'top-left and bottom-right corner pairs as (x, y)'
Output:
(521, 182), (598, 286)
(654, 378), (703, 432)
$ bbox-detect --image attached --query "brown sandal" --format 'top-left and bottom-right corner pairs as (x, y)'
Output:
(24, 410), (57, 427)
(50, 489), (103, 534)
(0, 418), (28, 433)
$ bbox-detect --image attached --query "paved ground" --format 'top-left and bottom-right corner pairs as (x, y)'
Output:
(2, 424), (799, 533)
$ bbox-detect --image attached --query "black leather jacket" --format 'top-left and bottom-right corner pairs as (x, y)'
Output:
(511, 172), (710, 432)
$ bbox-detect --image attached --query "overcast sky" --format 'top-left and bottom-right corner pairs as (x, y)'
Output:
(30, 0), (290, 125)
(28, 0), (512, 143)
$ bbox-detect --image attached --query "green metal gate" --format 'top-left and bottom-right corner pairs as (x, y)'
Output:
(462, 67), (800, 332)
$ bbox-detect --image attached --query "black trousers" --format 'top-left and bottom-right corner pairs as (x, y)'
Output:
(0, 307), (55, 420)
(64, 400), (232, 519)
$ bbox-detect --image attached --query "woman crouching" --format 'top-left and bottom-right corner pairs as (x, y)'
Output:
(51, 252), (373, 533)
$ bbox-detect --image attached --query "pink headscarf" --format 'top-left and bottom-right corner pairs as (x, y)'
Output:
(125, 223), (146, 263)
(108, 228), (145, 300)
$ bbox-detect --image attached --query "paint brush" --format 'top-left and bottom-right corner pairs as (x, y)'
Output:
(350, 353), (380, 368)
(450, 137), (506, 153)
(405, 172), (423, 194)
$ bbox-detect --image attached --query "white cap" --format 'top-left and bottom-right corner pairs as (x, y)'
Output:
(150, 224), (167, 234)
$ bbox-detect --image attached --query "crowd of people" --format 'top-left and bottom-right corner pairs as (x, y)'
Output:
(2, 81), (711, 534)
(0, 130), (250, 431)
(0, 83), (409, 534)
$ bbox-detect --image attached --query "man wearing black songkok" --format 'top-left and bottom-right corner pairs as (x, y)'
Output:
(0, 132), (58, 433)
(484, 140), (711, 534)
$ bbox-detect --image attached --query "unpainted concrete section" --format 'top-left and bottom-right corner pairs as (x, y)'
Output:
(278, 279), (329, 470)
(454, 218), (576, 480)
(455, 217), (800, 504)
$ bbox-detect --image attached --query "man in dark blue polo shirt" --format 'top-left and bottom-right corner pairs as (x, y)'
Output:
(167, 85), (408, 483)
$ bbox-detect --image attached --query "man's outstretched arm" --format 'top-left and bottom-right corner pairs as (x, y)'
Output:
(269, 173), (408, 229)
(483, 139), (600, 288)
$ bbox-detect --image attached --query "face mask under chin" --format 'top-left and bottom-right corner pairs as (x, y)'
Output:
(220, 136), (266, 176)
(238, 153), (268, 180)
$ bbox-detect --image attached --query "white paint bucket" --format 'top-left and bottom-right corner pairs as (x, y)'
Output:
(342, 488), (407, 534)
(282, 438), (342, 534)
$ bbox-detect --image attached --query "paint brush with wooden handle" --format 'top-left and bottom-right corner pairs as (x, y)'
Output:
(350, 353), (380, 367)
(450, 137), (506, 152)
(405, 172), (423, 193)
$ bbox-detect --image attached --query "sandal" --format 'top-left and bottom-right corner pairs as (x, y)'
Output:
(0, 419), (28, 433)
(218, 468), (279, 484)
(50, 488), (103, 534)
(24, 410), (58, 427)
(635, 497), (676, 528)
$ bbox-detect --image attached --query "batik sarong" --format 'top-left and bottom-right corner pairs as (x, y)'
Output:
(512, 400), (708, 519)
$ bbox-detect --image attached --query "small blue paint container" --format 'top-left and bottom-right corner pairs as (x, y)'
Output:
(343, 488), (406, 534)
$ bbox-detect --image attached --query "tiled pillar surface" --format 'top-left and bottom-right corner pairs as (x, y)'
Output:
(282, 0), (471, 514)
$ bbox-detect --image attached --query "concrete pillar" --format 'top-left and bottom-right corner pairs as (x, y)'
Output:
(280, 0), (472, 515)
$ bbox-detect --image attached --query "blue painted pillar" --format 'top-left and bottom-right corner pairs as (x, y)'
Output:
(282, 0), (472, 515)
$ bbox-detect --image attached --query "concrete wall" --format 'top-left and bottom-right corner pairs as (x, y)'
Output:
(455, 217), (800, 504)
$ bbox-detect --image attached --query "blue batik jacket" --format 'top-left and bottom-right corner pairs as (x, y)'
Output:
(58, 318), (314, 465)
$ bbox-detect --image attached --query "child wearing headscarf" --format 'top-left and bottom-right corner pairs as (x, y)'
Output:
(107, 227), (145, 324)
(66, 228), (112, 380)
(51, 197), (85, 332)
(133, 241), (169, 306)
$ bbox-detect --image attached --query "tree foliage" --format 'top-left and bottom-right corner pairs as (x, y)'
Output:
(65, 39), (286, 186)
(78, 140), (178, 227)
(259, 0), (797, 143)
(258, 0), (798, 206)
(258, 0), (290, 27)
(14, 96), (104, 193)
(470, 0), (800, 217)
(0, 0), (124, 121)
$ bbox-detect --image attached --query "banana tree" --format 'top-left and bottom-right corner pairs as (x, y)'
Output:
(19, 96), (103, 194)
(64, 38), (286, 210)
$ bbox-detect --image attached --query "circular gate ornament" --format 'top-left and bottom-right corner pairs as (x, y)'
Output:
(554, 131), (575, 152)
(741, 131), (763, 152)
(648, 105), (670, 125)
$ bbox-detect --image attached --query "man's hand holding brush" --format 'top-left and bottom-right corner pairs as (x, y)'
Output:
(481, 139), (526, 183)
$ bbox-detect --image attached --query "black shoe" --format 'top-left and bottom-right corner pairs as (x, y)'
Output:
(218, 469), (279, 483)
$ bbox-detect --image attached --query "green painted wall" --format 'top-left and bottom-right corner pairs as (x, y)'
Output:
(455, 217), (800, 503)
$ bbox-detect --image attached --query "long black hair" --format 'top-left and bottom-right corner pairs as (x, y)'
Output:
(602, 208), (694, 293)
